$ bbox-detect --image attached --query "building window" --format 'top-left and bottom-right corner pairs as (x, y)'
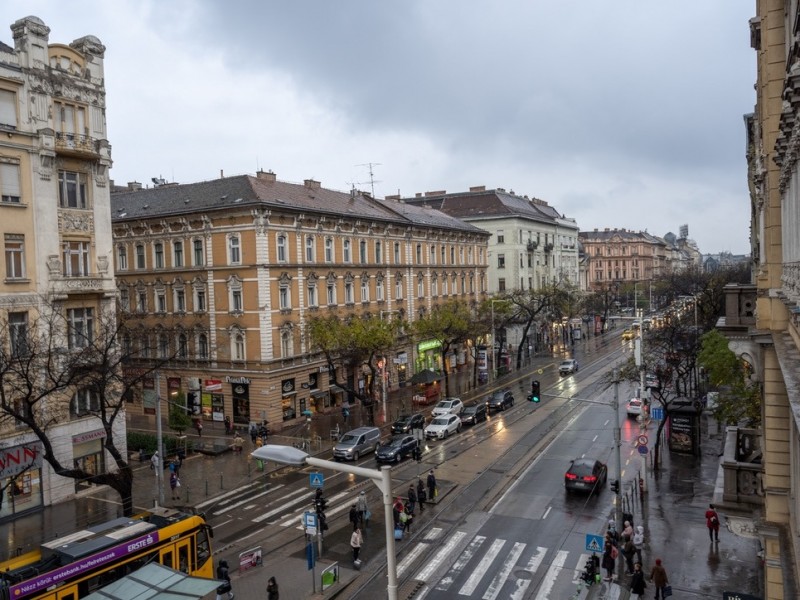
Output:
(117, 245), (128, 270)
(9, 312), (28, 357)
(0, 163), (21, 203)
(155, 288), (166, 313)
(497, 254), (505, 269)
(327, 282), (337, 305)
(158, 333), (169, 358)
(277, 234), (287, 263)
(279, 284), (290, 310)
(432, 275), (438, 297)
(232, 289), (243, 312)
(325, 238), (334, 263)
(497, 230), (505, 244)
(498, 278), (506, 292)
(430, 245), (436, 265)
(376, 276), (385, 301)
(360, 278), (369, 302)
(154, 243), (164, 269)
(5, 234), (25, 279)
(67, 307), (94, 349)
(175, 288), (186, 312)
(394, 242), (401, 264)
(135, 244), (145, 269)
(417, 275), (424, 298)
(450, 246), (455, 264)
(306, 236), (315, 262)
(441, 246), (446, 265)
(194, 285), (206, 312)
(375, 241), (382, 264)
(344, 281), (354, 304)
(119, 287), (130, 311)
(58, 171), (88, 209)
(228, 235), (241, 264)
(359, 240), (367, 264)
(442, 276), (448, 296)
(193, 239), (204, 266)
(173, 241), (184, 267)
(72, 389), (100, 416)
(395, 276), (403, 300)
(343, 239), (352, 263)
(56, 102), (86, 136)
(307, 282), (318, 307)
(0, 89), (18, 129)
(232, 330), (245, 361)
(136, 289), (148, 313)
(281, 330), (293, 358)
(177, 333), (188, 359)
(415, 244), (422, 264)
(198, 333), (209, 359)
(63, 241), (90, 277)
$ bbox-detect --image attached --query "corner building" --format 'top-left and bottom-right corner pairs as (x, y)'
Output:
(111, 172), (489, 430)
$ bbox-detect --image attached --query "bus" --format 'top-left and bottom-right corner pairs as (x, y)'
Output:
(0, 507), (214, 599)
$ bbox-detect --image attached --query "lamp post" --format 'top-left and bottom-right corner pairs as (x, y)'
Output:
(251, 445), (398, 600)
(490, 301), (496, 378)
(155, 371), (164, 507)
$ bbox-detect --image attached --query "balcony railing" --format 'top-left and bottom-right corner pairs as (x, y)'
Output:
(526, 241), (538, 252)
(50, 274), (110, 295)
(55, 132), (99, 158)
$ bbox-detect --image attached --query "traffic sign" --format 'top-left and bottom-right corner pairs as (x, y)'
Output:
(637, 445), (649, 455)
(309, 472), (324, 488)
(585, 533), (605, 553)
(304, 511), (318, 531)
(651, 407), (664, 421)
(637, 434), (649, 446)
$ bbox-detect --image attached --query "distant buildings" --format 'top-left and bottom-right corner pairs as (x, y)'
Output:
(0, 16), (117, 519)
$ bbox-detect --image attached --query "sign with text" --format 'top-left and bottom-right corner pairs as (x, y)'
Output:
(238, 546), (262, 572)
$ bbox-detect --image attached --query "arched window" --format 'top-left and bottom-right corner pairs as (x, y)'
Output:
(158, 332), (169, 358)
(277, 234), (287, 262)
(177, 333), (188, 359)
(228, 235), (241, 264)
(231, 328), (245, 361)
(305, 236), (315, 262)
(198, 333), (209, 359)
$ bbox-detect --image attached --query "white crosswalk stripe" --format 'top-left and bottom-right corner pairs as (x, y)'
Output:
(397, 528), (442, 578)
(414, 531), (468, 582)
(534, 549), (568, 599)
(482, 541), (526, 600)
(436, 536), (486, 592)
(572, 552), (590, 584)
(459, 538), (506, 596)
(509, 546), (547, 600)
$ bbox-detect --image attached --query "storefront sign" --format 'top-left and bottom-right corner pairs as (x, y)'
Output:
(0, 443), (44, 479)
(282, 378), (296, 395)
(204, 379), (223, 392)
(226, 376), (251, 385)
(72, 429), (106, 444)
(417, 340), (442, 353)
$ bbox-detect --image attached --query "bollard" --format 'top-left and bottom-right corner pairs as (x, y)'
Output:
(185, 487), (190, 504)
(219, 473), (223, 490)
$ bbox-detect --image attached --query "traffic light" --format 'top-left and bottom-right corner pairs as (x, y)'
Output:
(610, 479), (619, 494)
(530, 380), (541, 403)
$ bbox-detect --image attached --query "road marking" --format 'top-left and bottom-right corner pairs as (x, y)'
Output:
(592, 435), (598, 442)
(212, 488), (275, 516)
(436, 535), (486, 591)
(414, 531), (467, 582)
(542, 506), (551, 520)
(215, 518), (233, 529)
(397, 528), (443, 578)
(572, 553), (589, 584)
(483, 541), (525, 600)
(459, 538), (506, 595)
(534, 549), (568, 599)
(196, 482), (269, 510)
(251, 488), (311, 523)
(280, 488), (354, 527)
(509, 546), (546, 600)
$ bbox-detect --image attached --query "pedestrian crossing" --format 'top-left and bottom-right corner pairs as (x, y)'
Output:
(402, 528), (590, 599)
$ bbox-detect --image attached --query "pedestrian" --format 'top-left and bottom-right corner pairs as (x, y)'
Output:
(601, 534), (616, 581)
(622, 534), (635, 574)
(249, 424), (258, 444)
(195, 419), (203, 437)
(169, 471), (180, 500)
(349, 504), (359, 531)
(392, 497), (404, 528)
(267, 576), (279, 600)
(402, 504), (413, 533)
(407, 485), (417, 515)
(150, 450), (160, 474)
(356, 491), (368, 526)
(633, 525), (644, 566)
(705, 503), (720, 542)
(649, 558), (669, 600)
(350, 527), (363, 563)
(621, 520), (633, 540)
(630, 562), (646, 599)
(606, 519), (619, 546)
(215, 559), (233, 600)
(427, 470), (437, 502)
(224, 416), (232, 435)
(232, 433), (244, 454)
(417, 479), (426, 512)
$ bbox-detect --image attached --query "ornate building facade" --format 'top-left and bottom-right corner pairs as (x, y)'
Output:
(111, 172), (489, 430)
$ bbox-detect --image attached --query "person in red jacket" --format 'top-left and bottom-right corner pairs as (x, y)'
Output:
(705, 503), (720, 542)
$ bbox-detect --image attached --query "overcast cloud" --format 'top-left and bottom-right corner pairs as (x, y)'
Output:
(6, 1), (755, 253)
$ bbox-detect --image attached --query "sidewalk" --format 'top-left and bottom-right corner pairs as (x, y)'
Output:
(588, 413), (762, 599)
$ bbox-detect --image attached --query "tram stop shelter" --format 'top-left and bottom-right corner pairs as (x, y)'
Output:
(84, 563), (220, 600)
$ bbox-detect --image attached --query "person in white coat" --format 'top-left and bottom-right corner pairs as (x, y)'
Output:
(350, 527), (363, 562)
(633, 525), (645, 566)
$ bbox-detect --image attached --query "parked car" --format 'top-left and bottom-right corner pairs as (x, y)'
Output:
(626, 397), (643, 418)
(375, 435), (418, 463)
(391, 413), (425, 434)
(486, 390), (515, 412)
(645, 373), (659, 389)
(559, 359), (578, 376)
(424, 414), (462, 439)
(332, 426), (382, 461)
(564, 458), (608, 494)
(621, 328), (635, 341)
(432, 397), (464, 417)
(460, 403), (488, 426)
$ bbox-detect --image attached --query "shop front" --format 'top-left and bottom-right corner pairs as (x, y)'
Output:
(228, 376), (251, 425)
(281, 378), (297, 421)
(203, 379), (224, 422)
(394, 351), (408, 387)
(73, 429), (106, 492)
(416, 339), (443, 372)
(0, 441), (44, 521)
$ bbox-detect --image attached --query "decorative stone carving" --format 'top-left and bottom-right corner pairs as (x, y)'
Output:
(97, 255), (109, 274)
(59, 211), (94, 233)
(47, 255), (61, 275)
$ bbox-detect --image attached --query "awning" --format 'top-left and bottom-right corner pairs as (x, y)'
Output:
(281, 391), (297, 397)
(329, 385), (345, 394)
(84, 563), (220, 599)
(311, 389), (329, 398)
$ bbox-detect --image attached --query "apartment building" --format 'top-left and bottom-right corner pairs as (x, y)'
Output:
(0, 16), (117, 519)
(111, 172), (489, 430)
(400, 187), (580, 293)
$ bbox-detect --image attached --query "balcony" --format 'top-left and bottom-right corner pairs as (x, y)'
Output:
(721, 427), (763, 506)
(55, 132), (100, 158)
(543, 243), (554, 253)
(526, 241), (538, 252)
(50, 274), (111, 297)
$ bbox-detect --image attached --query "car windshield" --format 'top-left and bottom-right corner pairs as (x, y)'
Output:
(395, 416), (411, 424)
(383, 438), (403, 448)
(489, 392), (504, 401)
(431, 417), (449, 426)
(437, 401), (452, 408)
(463, 406), (478, 413)
(340, 434), (358, 444)
(570, 461), (596, 476)
(561, 361), (572, 367)
(629, 399), (641, 405)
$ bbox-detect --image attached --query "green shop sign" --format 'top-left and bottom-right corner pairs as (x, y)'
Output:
(417, 339), (442, 352)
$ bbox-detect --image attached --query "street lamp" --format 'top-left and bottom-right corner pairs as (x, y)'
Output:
(251, 445), (398, 600)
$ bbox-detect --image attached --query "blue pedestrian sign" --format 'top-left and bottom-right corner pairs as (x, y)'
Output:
(585, 534), (605, 553)
(309, 472), (324, 488)
(650, 407), (664, 421)
(303, 511), (318, 530)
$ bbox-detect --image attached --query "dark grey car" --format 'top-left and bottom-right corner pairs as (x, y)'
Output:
(486, 390), (514, 412)
(391, 413), (425, 434)
(375, 435), (418, 464)
(460, 403), (488, 425)
(564, 458), (607, 494)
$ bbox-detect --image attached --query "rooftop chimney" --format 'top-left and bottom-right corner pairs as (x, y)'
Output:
(385, 194), (401, 201)
(304, 179), (321, 190)
(425, 190), (447, 197)
(256, 170), (276, 182)
(469, 186), (486, 193)
(128, 181), (142, 191)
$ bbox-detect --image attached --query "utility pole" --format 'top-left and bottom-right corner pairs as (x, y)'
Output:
(155, 370), (164, 507)
(612, 370), (622, 535)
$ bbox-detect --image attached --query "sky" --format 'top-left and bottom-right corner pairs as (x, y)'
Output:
(6, 1), (756, 254)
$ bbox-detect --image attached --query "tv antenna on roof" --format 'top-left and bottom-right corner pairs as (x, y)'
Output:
(355, 162), (382, 198)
